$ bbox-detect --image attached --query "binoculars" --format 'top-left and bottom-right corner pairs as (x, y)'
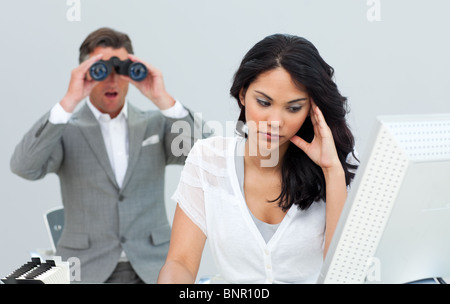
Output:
(89, 56), (148, 81)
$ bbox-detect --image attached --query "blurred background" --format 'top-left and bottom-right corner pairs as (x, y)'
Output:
(1, 0), (449, 281)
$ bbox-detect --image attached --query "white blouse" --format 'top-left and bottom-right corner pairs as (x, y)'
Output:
(172, 136), (326, 284)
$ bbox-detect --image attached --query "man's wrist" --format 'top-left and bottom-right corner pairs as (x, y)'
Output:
(152, 93), (176, 111)
(59, 94), (79, 113)
(49, 102), (73, 124)
(160, 99), (189, 119)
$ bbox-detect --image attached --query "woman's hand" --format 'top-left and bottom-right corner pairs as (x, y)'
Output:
(290, 100), (347, 257)
(289, 100), (342, 173)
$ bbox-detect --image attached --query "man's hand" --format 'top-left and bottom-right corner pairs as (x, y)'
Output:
(59, 54), (103, 113)
(120, 54), (175, 110)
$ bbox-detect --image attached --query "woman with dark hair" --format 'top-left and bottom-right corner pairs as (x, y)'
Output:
(158, 34), (358, 284)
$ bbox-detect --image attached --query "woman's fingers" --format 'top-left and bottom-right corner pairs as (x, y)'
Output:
(289, 135), (309, 153)
(311, 102), (332, 138)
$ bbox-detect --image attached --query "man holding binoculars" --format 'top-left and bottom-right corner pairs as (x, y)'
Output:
(61, 29), (176, 120)
(10, 27), (208, 283)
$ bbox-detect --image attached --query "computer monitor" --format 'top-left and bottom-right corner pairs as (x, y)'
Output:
(318, 113), (450, 284)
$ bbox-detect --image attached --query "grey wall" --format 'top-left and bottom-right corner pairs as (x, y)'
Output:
(1, 0), (449, 281)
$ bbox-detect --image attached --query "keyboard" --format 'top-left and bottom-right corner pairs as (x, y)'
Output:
(1, 257), (70, 284)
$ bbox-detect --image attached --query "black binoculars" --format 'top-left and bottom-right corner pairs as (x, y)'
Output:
(89, 56), (148, 81)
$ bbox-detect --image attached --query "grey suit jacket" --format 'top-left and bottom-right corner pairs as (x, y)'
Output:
(10, 101), (208, 283)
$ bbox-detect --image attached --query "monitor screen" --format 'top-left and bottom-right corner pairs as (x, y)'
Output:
(318, 113), (450, 284)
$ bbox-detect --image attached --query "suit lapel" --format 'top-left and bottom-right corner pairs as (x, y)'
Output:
(73, 104), (119, 189)
(120, 103), (147, 192)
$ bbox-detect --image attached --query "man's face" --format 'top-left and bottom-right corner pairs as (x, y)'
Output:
(88, 46), (130, 118)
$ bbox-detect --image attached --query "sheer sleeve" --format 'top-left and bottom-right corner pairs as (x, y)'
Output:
(171, 140), (207, 236)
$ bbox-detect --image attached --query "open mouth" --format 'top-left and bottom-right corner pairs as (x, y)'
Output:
(105, 91), (118, 99)
(105, 92), (119, 97)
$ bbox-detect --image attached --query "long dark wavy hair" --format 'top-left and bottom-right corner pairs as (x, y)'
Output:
(230, 34), (358, 211)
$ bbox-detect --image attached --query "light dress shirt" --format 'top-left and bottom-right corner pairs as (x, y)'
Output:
(49, 98), (188, 261)
(50, 99), (188, 187)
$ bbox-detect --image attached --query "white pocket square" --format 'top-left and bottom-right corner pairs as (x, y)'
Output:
(142, 134), (160, 146)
